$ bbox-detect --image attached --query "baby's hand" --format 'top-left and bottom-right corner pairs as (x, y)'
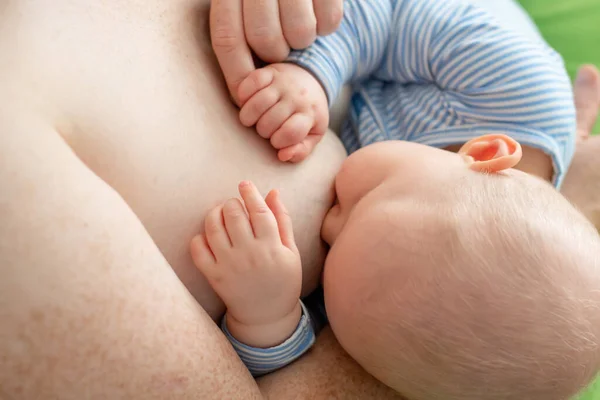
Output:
(238, 63), (329, 163)
(190, 181), (302, 348)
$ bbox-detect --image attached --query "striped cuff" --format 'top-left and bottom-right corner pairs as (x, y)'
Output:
(287, 48), (345, 106)
(222, 301), (316, 377)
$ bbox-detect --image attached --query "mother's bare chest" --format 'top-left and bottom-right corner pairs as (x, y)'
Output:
(1, 0), (346, 316)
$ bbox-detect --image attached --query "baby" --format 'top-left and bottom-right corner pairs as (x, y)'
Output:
(189, 0), (600, 398)
(191, 141), (600, 399)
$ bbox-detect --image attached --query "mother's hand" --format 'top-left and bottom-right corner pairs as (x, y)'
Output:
(210, 0), (343, 105)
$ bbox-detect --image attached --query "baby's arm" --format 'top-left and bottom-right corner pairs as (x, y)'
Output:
(377, 0), (572, 91)
(238, 0), (394, 162)
(190, 181), (315, 376)
(379, 0), (575, 184)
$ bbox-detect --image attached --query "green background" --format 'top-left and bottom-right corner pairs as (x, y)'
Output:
(515, 0), (600, 396)
(484, 1), (600, 398)
(518, 0), (600, 134)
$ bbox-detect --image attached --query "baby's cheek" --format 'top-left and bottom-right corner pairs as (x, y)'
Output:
(323, 246), (358, 330)
(323, 236), (382, 317)
(336, 170), (376, 208)
(323, 244), (401, 377)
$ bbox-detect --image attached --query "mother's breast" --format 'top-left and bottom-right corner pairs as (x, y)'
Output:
(2, 0), (347, 318)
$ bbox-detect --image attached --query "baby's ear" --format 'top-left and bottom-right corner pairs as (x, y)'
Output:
(458, 134), (522, 173)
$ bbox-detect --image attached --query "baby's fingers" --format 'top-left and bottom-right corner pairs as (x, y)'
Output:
(238, 181), (279, 241)
(190, 234), (217, 275)
(278, 131), (324, 162)
(256, 100), (295, 139)
(265, 189), (297, 250)
(239, 87), (280, 129)
(270, 113), (312, 150)
(204, 205), (232, 261)
(222, 198), (254, 247)
(238, 68), (275, 105)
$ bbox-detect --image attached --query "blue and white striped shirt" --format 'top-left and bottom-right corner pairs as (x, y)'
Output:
(288, 0), (576, 187)
(222, 300), (316, 377)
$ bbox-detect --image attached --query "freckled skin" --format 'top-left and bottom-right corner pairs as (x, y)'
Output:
(0, 0), (403, 398)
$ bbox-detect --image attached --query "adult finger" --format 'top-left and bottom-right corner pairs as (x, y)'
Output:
(574, 65), (600, 142)
(243, 0), (290, 63)
(265, 189), (297, 250)
(238, 181), (280, 241)
(313, 0), (343, 36)
(210, 0), (255, 105)
(279, 0), (317, 49)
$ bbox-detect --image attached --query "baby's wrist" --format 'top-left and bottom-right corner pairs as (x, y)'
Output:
(224, 301), (316, 377)
(225, 302), (303, 348)
(280, 62), (328, 104)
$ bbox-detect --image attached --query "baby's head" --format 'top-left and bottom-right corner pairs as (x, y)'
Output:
(322, 135), (600, 400)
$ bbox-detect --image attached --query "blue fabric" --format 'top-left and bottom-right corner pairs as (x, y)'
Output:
(222, 300), (316, 377)
(287, 0), (576, 187)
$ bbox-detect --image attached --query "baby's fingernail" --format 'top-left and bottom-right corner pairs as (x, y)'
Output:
(279, 152), (293, 162)
(239, 180), (251, 188)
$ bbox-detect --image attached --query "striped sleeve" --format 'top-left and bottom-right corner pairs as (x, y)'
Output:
(380, 0), (574, 110)
(379, 0), (575, 186)
(222, 301), (316, 377)
(286, 0), (393, 104)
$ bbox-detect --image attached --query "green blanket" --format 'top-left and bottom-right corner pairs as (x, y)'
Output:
(518, 0), (600, 134)
(578, 378), (600, 400)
